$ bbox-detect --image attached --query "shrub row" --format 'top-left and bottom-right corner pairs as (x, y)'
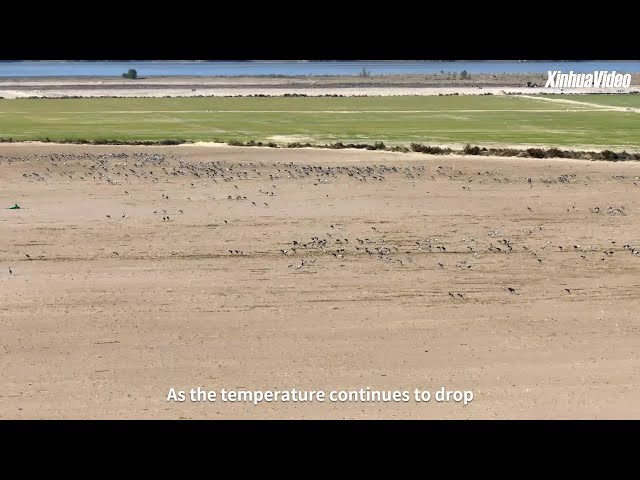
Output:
(0, 137), (189, 146)
(223, 139), (640, 161)
(1, 136), (638, 161)
(458, 143), (640, 161)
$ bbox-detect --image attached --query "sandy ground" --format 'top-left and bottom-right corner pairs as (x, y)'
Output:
(1, 144), (639, 419)
(1, 74), (638, 98)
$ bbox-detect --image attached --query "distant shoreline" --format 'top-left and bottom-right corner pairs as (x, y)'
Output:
(1, 74), (638, 98)
(2, 72), (640, 80)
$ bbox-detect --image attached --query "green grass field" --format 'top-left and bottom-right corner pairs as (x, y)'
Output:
(0, 94), (638, 149)
(540, 93), (640, 108)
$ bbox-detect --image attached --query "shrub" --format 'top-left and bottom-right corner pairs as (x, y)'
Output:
(391, 145), (410, 152)
(410, 143), (448, 154)
(463, 144), (481, 155)
(545, 147), (563, 158)
(526, 148), (546, 158)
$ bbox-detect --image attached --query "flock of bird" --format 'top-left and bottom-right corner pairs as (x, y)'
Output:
(274, 216), (639, 300)
(4, 150), (639, 303)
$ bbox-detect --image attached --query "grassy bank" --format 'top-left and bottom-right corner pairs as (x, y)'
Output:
(0, 95), (638, 150)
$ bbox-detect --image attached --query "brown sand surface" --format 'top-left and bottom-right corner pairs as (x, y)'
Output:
(1, 144), (639, 419)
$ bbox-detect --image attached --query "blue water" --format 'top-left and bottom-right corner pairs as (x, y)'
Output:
(1, 61), (640, 77)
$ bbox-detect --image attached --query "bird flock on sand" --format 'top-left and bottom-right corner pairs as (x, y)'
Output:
(3, 151), (639, 303)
